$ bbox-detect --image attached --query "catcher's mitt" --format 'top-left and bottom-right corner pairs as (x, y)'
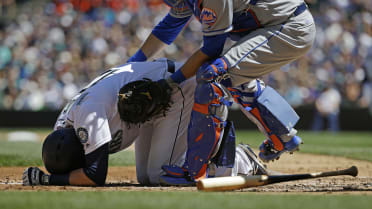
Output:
(117, 78), (173, 124)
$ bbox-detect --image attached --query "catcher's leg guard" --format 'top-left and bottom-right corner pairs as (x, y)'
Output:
(211, 119), (236, 168)
(184, 82), (232, 180)
(161, 82), (233, 185)
(229, 79), (302, 161)
(161, 118), (235, 185)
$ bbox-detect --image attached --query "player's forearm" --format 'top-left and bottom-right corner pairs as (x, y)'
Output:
(140, 34), (167, 60)
(180, 49), (211, 79)
(69, 168), (97, 186)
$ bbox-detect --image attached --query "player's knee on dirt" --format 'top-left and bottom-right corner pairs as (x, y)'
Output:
(184, 82), (233, 180)
(147, 161), (166, 185)
(137, 166), (163, 185)
(136, 172), (150, 185)
(42, 128), (85, 174)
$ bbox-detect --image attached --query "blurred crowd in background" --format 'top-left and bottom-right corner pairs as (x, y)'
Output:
(0, 0), (372, 119)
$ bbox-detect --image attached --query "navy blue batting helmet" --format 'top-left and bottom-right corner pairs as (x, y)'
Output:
(42, 128), (85, 174)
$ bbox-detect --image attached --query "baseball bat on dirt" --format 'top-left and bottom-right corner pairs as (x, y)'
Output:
(197, 166), (358, 192)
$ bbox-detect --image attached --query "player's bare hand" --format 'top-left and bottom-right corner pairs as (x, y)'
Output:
(23, 167), (49, 186)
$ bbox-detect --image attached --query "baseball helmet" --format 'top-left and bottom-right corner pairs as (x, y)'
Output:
(117, 78), (173, 124)
(42, 128), (85, 174)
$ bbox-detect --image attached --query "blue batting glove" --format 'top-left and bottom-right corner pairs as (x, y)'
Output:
(196, 58), (229, 83)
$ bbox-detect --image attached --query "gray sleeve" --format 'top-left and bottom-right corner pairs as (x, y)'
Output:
(201, 0), (233, 36)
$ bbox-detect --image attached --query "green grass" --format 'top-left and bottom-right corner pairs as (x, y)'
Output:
(109, 150), (135, 166)
(0, 129), (371, 167)
(236, 131), (372, 162)
(0, 191), (371, 209)
(0, 141), (43, 166)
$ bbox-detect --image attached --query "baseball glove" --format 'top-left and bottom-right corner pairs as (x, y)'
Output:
(117, 78), (173, 124)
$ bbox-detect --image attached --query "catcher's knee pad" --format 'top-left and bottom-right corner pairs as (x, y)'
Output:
(42, 128), (85, 174)
(184, 82), (233, 180)
(230, 80), (300, 151)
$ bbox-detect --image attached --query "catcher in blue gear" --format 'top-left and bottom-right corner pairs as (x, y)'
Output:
(129, 0), (315, 185)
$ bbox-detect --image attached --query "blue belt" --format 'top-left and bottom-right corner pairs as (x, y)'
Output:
(294, 2), (308, 16)
(250, 1), (308, 17)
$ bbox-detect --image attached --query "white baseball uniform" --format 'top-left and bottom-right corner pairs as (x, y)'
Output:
(55, 59), (255, 184)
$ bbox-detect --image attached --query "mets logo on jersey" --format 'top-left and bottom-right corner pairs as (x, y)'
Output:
(200, 8), (217, 27)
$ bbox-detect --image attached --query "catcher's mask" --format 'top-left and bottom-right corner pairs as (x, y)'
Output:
(117, 78), (172, 124)
(42, 128), (85, 174)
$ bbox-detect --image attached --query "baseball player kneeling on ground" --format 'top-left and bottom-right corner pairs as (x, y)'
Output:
(23, 59), (191, 186)
(23, 59), (273, 186)
(128, 0), (315, 185)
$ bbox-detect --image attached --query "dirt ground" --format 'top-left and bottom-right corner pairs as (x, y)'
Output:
(1, 152), (372, 194)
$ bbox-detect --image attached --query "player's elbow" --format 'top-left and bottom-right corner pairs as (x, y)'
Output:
(86, 173), (107, 186)
(95, 179), (106, 186)
(83, 167), (107, 186)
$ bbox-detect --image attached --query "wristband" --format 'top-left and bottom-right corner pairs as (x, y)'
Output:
(127, 49), (147, 62)
(49, 174), (70, 186)
(41, 174), (50, 185)
(170, 70), (186, 84)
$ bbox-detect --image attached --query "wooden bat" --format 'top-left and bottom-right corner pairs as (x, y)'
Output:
(197, 166), (358, 192)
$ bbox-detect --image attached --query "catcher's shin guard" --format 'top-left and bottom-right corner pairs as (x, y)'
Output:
(229, 80), (300, 160)
(211, 120), (236, 168)
(183, 82), (232, 181)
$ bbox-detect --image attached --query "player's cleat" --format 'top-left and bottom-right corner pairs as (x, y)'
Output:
(159, 175), (196, 186)
(259, 135), (302, 162)
(161, 165), (186, 178)
(238, 143), (278, 175)
(160, 165), (195, 186)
